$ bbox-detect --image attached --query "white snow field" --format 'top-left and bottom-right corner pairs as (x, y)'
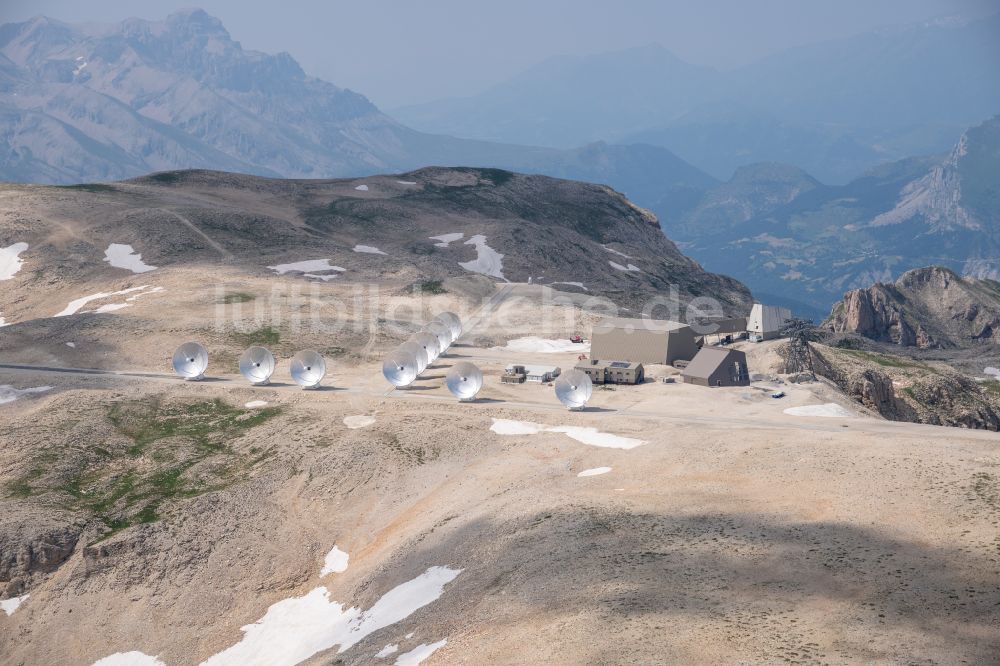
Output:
(266, 259), (346, 280)
(91, 652), (165, 666)
(0, 593), (28, 615)
(577, 467), (612, 477)
(198, 566), (461, 666)
(104, 243), (157, 273)
(0, 386), (52, 406)
(0, 242), (29, 280)
(459, 234), (505, 280)
(354, 184), (369, 191)
(320, 545), (349, 576)
(783, 403), (854, 418)
(55, 286), (161, 317)
(428, 232), (464, 248)
(490, 419), (646, 450)
(395, 640), (447, 665)
(609, 261), (641, 272)
(353, 245), (387, 255)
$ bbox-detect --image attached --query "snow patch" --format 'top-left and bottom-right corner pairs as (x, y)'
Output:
(0, 242), (29, 280)
(395, 640), (447, 666)
(96, 303), (130, 313)
(0, 385), (52, 406)
(602, 245), (631, 258)
(344, 415), (376, 429)
(984, 367), (1000, 379)
(267, 260), (346, 280)
(490, 419), (645, 449)
(200, 566), (462, 666)
(0, 314), (7, 327)
(551, 281), (588, 291)
(320, 545), (349, 576)
(376, 644), (399, 658)
(783, 403), (854, 418)
(429, 232), (464, 248)
(92, 653), (165, 666)
(396, 180), (417, 186)
(354, 184), (369, 191)
(55, 286), (154, 317)
(0, 593), (28, 615)
(459, 234), (505, 280)
(104, 243), (157, 273)
(353, 245), (387, 255)
(244, 400), (268, 409)
(609, 261), (641, 273)
(66, 341), (76, 348)
(577, 467), (612, 477)
(496, 336), (589, 353)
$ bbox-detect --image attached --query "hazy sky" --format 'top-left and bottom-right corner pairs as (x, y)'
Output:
(2, 0), (997, 107)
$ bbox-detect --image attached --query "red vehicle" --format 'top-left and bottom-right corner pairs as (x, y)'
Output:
(569, 335), (584, 343)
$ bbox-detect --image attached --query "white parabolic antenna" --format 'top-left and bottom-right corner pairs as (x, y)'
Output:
(426, 320), (452, 351)
(290, 350), (326, 389)
(383, 350), (419, 387)
(412, 331), (441, 362)
(434, 312), (462, 340)
(446, 361), (483, 401)
(398, 340), (429, 373)
(555, 369), (592, 410)
(239, 346), (275, 385)
(172, 342), (208, 381)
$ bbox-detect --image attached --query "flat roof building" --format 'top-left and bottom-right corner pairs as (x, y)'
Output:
(682, 347), (750, 387)
(505, 364), (561, 383)
(575, 359), (644, 385)
(590, 317), (698, 366)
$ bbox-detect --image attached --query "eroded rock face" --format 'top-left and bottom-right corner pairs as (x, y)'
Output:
(827, 266), (1000, 348)
(0, 515), (82, 594)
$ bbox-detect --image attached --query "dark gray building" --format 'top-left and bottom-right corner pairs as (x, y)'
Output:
(590, 317), (698, 365)
(682, 347), (751, 387)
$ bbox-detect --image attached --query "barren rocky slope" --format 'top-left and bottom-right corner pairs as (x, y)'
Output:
(0, 167), (750, 322)
(825, 266), (1000, 348)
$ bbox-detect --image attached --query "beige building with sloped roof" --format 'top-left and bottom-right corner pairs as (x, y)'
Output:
(682, 347), (751, 387)
(590, 317), (699, 365)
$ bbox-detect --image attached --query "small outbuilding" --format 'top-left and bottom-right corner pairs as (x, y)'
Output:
(682, 347), (750, 387)
(575, 359), (644, 385)
(590, 317), (698, 365)
(747, 304), (792, 341)
(505, 364), (561, 383)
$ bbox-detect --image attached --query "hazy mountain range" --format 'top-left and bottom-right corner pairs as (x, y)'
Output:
(668, 116), (1000, 319)
(395, 14), (1000, 184)
(1, 9), (998, 319)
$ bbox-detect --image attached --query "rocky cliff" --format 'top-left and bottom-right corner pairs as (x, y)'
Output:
(825, 266), (1000, 348)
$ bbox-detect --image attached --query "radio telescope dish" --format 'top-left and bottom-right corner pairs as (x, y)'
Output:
(290, 350), (326, 389)
(383, 350), (419, 387)
(239, 346), (275, 385)
(412, 331), (441, 363)
(172, 342), (208, 381)
(446, 361), (483, 401)
(426, 320), (452, 351)
(554, 369), (592, 411)
(435, 312), (462, 340)
(398, 340), (429, 373)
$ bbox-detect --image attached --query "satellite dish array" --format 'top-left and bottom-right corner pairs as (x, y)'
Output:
(173, 342), (327, 389)
(383, 311), (464, 390)
(172, 310), (594, 409)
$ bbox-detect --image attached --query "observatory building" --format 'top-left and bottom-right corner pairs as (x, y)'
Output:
(590, 317), (699, 366)
(747, 304), (792, 341)
(503, 364), (561, 383)
(682, 347), (751, 387)
(574, 359), (644, 385)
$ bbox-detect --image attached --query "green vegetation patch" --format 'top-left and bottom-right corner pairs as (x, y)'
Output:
(219, 292), (255, 304)
(413, 279), (447, 295)
(231, 325), (281, 347)
(6, 398), (281, 543)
